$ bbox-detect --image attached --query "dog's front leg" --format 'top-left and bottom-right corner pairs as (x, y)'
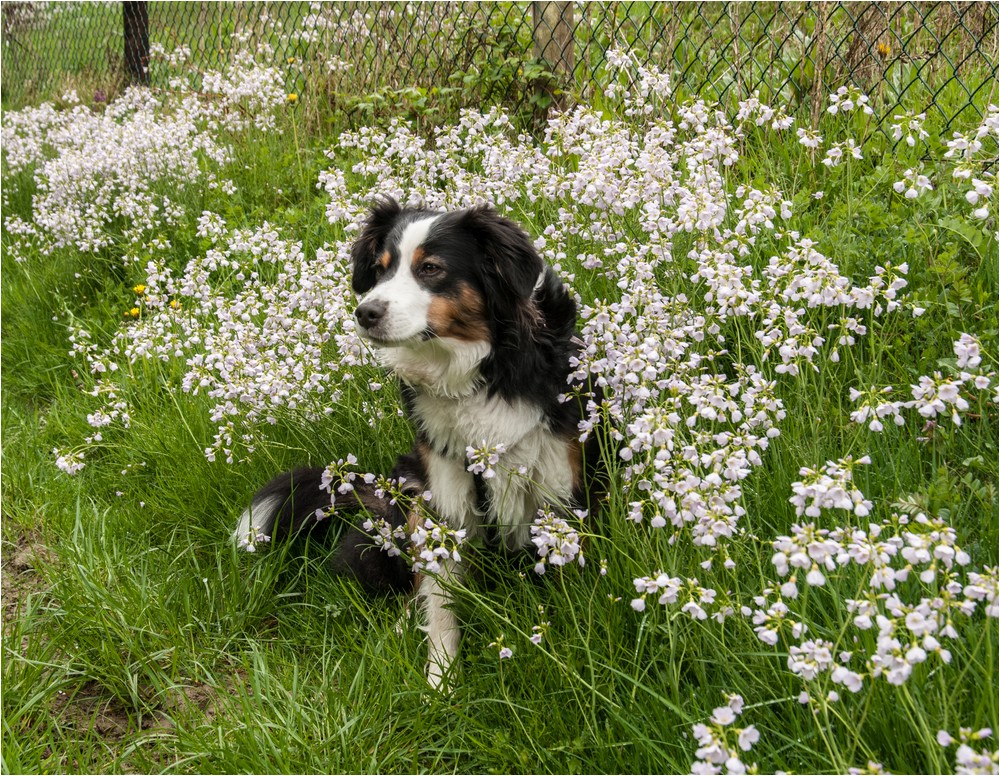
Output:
(418, 451), (479, 690)
(418, 559), (462, 691)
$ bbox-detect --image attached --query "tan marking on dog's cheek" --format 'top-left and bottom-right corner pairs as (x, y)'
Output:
(426, 284), (491, 342)
(377, 250), (392, 272)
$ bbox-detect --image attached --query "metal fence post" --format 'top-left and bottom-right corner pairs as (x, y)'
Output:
(123, 1), (149, 85)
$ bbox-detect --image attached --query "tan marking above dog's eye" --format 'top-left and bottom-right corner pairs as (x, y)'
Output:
(375, 251), (392, 278)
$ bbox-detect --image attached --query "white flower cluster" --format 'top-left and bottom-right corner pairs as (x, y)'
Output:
(690, 693), (761, 775)
(237, 527), (271, 555)
(946, 104), (999, 219)
(848, 385), (905, 431)
(581, 298), (786, 549)
(319, 454), (360, 496)
(630, 573), (725, 621)
(788, 455), (873, 518)
(530, 508), (586, 575)
(1, 44), (291, 257)
(409, 517), (466, 575)
(52, 447), (85, 476)
(826, 85), (874, 116)
(630, 571), (682, 611)
(530, 615), (551, 645)
(964, 567), (999, 618)
(200, 48), (288, 133)
(937, 727), (999, 775)
(893, 167), (935, 199)
(2, 87), (225, 253)
(787, 638), (835, 680)
(361, 516), (407, 558)
(756, 245), (910, 376)
(822, 138), (864, 167)
(849, 333), (995, 432)
(465, 440), (507, 479)
(735, 91), (795, 131)
(602, 48), (673, 118)
(797, 127), (824, 149)
(64, 220), (367, 464)
(759, 492), (994, 694)
(745, 592), (809, 646)
(890, 110), (930, 147)
(487, 634), (513, 660)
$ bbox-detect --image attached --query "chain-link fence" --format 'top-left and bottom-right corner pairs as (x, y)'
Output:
(3, 1), (998, 132)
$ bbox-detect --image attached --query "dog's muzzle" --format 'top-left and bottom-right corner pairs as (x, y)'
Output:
(354, 299), (388, 333)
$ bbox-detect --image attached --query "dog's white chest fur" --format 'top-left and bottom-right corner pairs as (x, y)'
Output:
(413, 390), (541, 455)
(412, 389), (574, 549)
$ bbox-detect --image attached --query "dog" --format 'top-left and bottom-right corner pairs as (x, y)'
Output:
(233, 199), (604, 689)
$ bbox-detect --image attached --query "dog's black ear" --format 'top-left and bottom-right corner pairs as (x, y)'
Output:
(351, 198), (402, 293)
(459, 207), (542, 299)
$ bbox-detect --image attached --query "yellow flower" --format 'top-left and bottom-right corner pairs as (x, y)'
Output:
(127, 307), (140, 318)
(876, 42), (892, 59)
(287, 57), (297, 64)
(287, 93), (298, 104)
(133, 284), (146, 295)
(169, 299), (181, 310)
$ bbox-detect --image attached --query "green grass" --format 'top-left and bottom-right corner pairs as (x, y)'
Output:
(2, 34), (998, 776)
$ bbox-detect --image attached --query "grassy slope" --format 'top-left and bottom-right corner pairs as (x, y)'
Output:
(2, 82), (998, 775)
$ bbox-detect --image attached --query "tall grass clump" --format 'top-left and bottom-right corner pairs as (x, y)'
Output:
(2, 31), (998, 776)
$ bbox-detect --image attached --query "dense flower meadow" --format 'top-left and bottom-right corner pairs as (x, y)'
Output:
(3, 42), (997, 773)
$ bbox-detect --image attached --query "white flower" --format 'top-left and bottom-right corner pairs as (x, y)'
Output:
(954, 333), (983, 369)
(832, 665), (865, 693)
(738, 725), (760, 751)
(893, 168), (934, 199)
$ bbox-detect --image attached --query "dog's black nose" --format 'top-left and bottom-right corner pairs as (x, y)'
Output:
(355, 299), (388, 330)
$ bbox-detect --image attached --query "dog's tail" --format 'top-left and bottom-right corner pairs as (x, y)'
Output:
(232, 467), (413, 595)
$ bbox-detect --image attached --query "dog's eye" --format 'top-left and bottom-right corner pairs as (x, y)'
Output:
(418, 262), (442, 278)
(374, 264), (386, 279)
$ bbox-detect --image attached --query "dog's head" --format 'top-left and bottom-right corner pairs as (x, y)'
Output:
(350, 198), (544, 347)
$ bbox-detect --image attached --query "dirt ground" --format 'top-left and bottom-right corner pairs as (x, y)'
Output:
(2, 525), (243, 771)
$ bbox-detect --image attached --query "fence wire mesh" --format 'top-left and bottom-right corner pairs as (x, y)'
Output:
(3, 1), (998, 133)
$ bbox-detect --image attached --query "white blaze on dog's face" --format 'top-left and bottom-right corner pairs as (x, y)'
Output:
(354, 215), (440, 343)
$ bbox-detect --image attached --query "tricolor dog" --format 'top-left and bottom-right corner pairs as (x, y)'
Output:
(234, 199), (604, 689)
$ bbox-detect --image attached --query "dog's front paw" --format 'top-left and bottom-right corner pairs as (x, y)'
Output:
(425, 657), (454, 693)
(393, 603), (413, 636)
